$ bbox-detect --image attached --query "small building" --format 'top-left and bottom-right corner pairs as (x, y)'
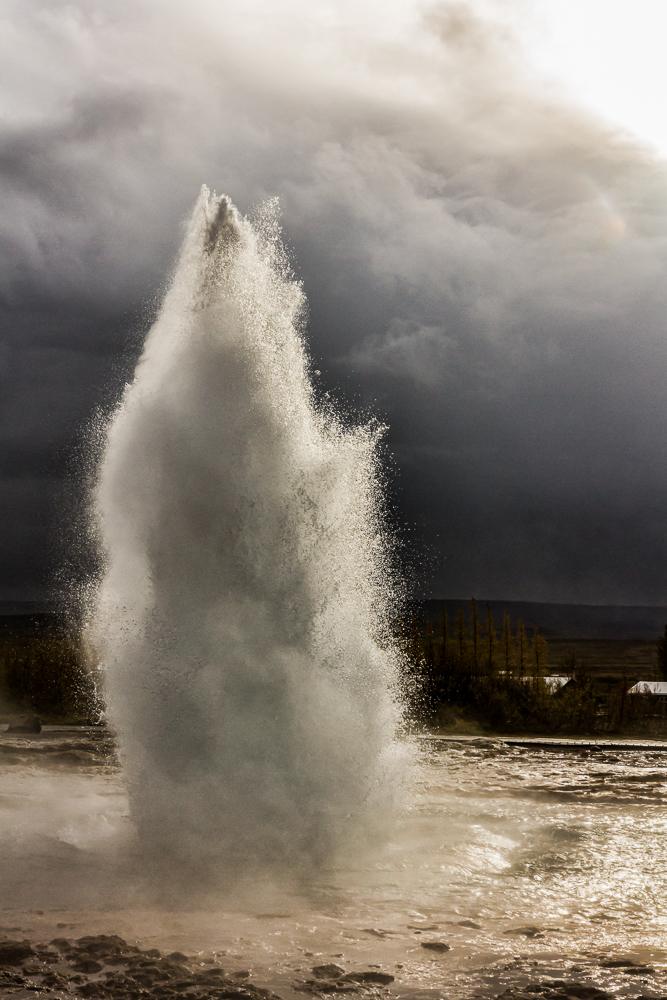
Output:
(543, 675), (570, 693)
(628, 681), (667, 700)
(511, 674), (571, 692)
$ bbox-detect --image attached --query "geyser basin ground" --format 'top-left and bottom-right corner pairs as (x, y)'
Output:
(2, 729), (667, 1000)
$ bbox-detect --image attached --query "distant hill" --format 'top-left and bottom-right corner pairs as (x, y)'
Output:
(418, 599), (667, 641)
(0, 598), (664, 645)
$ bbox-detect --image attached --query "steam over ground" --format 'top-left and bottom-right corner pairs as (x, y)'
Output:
(2, 0), (667, 603)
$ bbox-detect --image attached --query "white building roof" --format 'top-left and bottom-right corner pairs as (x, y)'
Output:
(543, 675), (570, 691)
(628, 681), (667, 696)
(512, 675), (570, 690)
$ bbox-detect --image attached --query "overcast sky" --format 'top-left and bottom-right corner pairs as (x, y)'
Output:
(3, 0), (667, 605)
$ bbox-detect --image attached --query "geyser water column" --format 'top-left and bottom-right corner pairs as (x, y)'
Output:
(87, 187), (404, 885)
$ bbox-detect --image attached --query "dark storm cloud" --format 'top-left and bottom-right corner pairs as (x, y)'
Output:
(3, 0), (667, 603)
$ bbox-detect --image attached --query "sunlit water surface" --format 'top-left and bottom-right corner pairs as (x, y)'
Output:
(2, 728), (667, 999)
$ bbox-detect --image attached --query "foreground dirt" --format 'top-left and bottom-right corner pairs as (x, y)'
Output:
(0, 934), (406, 1000)
(1, 933), (666, 1000)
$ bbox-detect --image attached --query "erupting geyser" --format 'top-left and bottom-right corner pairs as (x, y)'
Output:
(86, 188), (404, 886)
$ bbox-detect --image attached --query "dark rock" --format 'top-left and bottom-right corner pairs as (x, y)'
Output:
(50, 937), (72, 950)
(420, 942), (450, 953)
(143, 948), (161, 958)
(561, 988), (611, 999)
(342, 971), (395, 985)
(6, 714), (41, 733)
(196, 966), (226, 980)
(233, 971), (251, 979)
(22, 963), (43, 975)
(77, 934), (133, 956)
(295, 982), (346, 996)
(600, 960), (638, 968)
(131, 966), (171, 986)
(41, 971), (71, 988)
(37, 951), (60, 964)
(503, 926), (545, 939)
(72, 958), (104, 973)
(149, 972), (174, 984)
(457, 920), (482, 929)
(497, 984), (612, 1000)
(0, 971), (28, 989)
(156, 959), (190, 976)
(312, 965), (346, 979)
(0, 940), (35, 965)
(622, 967), (654, 975)
(213, 991), (267, 1000)
(166, 951), (189, 963)
(78, 983), (109, 997)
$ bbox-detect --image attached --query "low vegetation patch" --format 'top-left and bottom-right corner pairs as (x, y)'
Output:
(0, 630), (100, 724)
(399, 600), (667, 736)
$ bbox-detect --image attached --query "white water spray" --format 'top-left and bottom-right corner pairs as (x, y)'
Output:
(86, 188), (404, 887)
